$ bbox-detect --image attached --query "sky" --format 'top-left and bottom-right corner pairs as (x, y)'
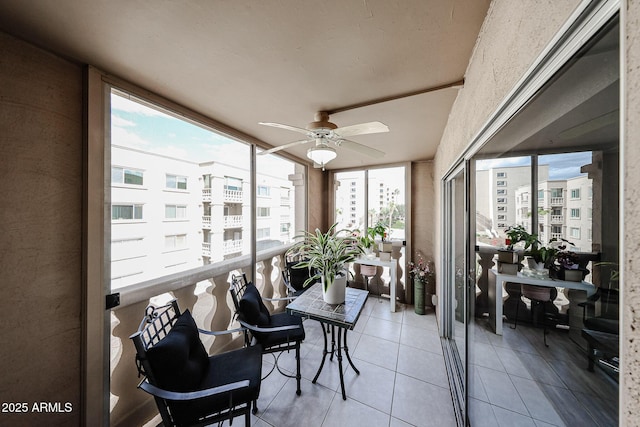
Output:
(111, 92), (293, 174)
(476, 151), (592, 180)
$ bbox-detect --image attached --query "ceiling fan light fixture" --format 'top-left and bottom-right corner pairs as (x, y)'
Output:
(307, 145), (337, 166)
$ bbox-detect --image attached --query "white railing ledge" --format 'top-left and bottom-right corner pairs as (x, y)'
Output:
(114, 243), (295, 308)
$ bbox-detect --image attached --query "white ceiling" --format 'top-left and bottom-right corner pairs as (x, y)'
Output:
(0, 0), (491, 169)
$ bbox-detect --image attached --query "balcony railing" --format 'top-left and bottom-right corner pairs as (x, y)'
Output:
(223, 239), (243, 255)
(202, 215), (211, 229)
(224, 189), (243, 203)
(202, 188), (211, 202)
(550, 197), (564, 205)
(202, 241), (211, 257)
(224, 215), (243, 228)
(109, 244), (292, 427)
(550, 215), (564, 223)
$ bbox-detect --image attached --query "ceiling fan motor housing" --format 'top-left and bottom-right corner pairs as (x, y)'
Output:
(308, 111), (337, 131)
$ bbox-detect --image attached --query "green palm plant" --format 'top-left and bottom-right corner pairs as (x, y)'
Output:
(289, 223), (363, 292)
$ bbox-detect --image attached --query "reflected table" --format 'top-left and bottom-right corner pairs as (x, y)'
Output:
(488, 269), (596, 335)
(286, 283), (369, 400)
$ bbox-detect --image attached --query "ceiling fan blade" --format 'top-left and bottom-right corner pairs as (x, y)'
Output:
(333, 121), (389, 138)
(258, 139), (310, 155)
(337, 139), (385, 158)
(259, 122), (311, 135)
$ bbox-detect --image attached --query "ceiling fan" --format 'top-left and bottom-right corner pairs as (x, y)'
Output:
(258, 112), (388, 169)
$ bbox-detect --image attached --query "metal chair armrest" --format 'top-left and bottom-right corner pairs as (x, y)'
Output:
(138, 378), (250, 401)
(262, 296), (297, 302)
(198, 326), (246, 336)
(238, 319), (300, 333)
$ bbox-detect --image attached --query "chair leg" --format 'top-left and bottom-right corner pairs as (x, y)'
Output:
(511, 296), (520, 329)
(246, 406), (251, 426)
(252, 399), (258, 414)
(295, 342), (302, 396)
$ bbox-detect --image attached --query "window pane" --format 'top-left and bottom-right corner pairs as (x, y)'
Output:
(368, 167), (406, 240)
(335, 170), (365, 231)
(110, 89), (251, 289)
(255, 150), (305, 252)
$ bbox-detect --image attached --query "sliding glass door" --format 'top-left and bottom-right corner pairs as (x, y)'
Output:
(442, 162), (470, 425)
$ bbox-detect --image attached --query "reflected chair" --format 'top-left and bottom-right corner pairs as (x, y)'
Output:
(230, 273), (305, 396)
(130, 299), (262, 426)
(579, 286), (619, 335)
(511, 284), (557, 347)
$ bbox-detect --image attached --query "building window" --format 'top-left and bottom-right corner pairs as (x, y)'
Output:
(497, 197), (507, 204)
(496, 172), (506, 178)
(280, 223), (290, 233)
(497, 180), (506, 186)
(112, 204), (143, 221)
(256, 228), (270, 239)
(165, 234), (187, 250)
(497, 214), (506, 220)
(551, 188), (563, 198)
(570, 208), (580, 219)
(257, 207), (270, 217)
(497, 206), (506, 212)
(165, 204), (187, 219)
(538, 189), (544, 199)
(112, 167), (144, 186)
(166, 174), (187, 190)
(497, 189), (506, 195)
(570, 227), (581, 239)
(257, 185), (270, 196)
(570, 188), (580, 199)
(225, 177), (242, 191)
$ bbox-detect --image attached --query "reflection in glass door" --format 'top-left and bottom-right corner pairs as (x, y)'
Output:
(443, 164), (467, 424)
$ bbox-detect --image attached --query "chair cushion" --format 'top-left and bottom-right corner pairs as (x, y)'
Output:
(145, 309), (209, 392)
(239, 283), (271, 326)
(254, 312), (305, 348)
(169, 344), (263, 426)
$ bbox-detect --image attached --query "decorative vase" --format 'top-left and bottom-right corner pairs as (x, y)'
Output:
(414, 278), (425, 315)
(322, 274), (347, 304)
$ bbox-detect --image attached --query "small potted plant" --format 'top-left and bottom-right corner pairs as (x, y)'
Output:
(354, 227), (376, 258)
(370, 221), (392, 253)
(498, 225), (537, 271)
(290, 223), (363, 304)
(552, 250), (587, 281)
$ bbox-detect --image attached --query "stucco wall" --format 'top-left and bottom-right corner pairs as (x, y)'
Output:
(623, 0), (640, 422)
(0, 32), (83, 426)
(434, 0), (581, 313)
(411, 161), (436, 262)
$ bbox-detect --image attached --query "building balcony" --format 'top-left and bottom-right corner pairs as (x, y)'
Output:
(202, 241), (211, 257)
(550, 197), (564, 205)
(202, 215), (211, 229)
(551, 214), (564, 223)
(551, 232), (563, 240)
(223, 239), (243, 254)
(202, 187), (211, 202)
(280, 197), (290, 206)
(224, 214), (243, 228)
(224, 189), (243, 203)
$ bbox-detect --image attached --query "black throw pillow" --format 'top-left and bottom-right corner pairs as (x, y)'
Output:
(145, 309), (209, 392)
(239, 284), (271, 326)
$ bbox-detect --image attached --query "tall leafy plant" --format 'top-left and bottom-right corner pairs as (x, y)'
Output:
(289, 223), (363, 291)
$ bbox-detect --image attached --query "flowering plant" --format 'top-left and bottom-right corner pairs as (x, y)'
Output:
(408, 256), (434, 283)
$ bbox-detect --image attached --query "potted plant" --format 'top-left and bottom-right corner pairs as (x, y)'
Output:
(552, 250), (587, 281)
(525, 237), (570, 271)
(290, 223), (363, 304)
(370, 221), (392, 253)
(498, 225), (537, 266)
(355, 227), (376, 258)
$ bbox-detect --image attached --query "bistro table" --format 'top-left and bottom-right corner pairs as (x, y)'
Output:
(286, 282), (369, 400)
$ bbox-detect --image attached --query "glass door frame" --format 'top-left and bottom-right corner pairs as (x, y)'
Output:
(441, 159), (474, 426)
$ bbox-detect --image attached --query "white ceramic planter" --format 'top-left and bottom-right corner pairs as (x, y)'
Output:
(322, 274), (347, 304)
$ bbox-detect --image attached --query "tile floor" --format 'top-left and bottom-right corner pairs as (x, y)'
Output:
(240, 297), (454, 427)
(468, 317), (618, 427)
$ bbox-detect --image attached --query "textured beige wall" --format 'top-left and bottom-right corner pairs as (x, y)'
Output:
(0, 32), (83, 425)
(411, 161), (436, 262)
(434, 0), (581, 308)
(623, 0), (640, 422)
